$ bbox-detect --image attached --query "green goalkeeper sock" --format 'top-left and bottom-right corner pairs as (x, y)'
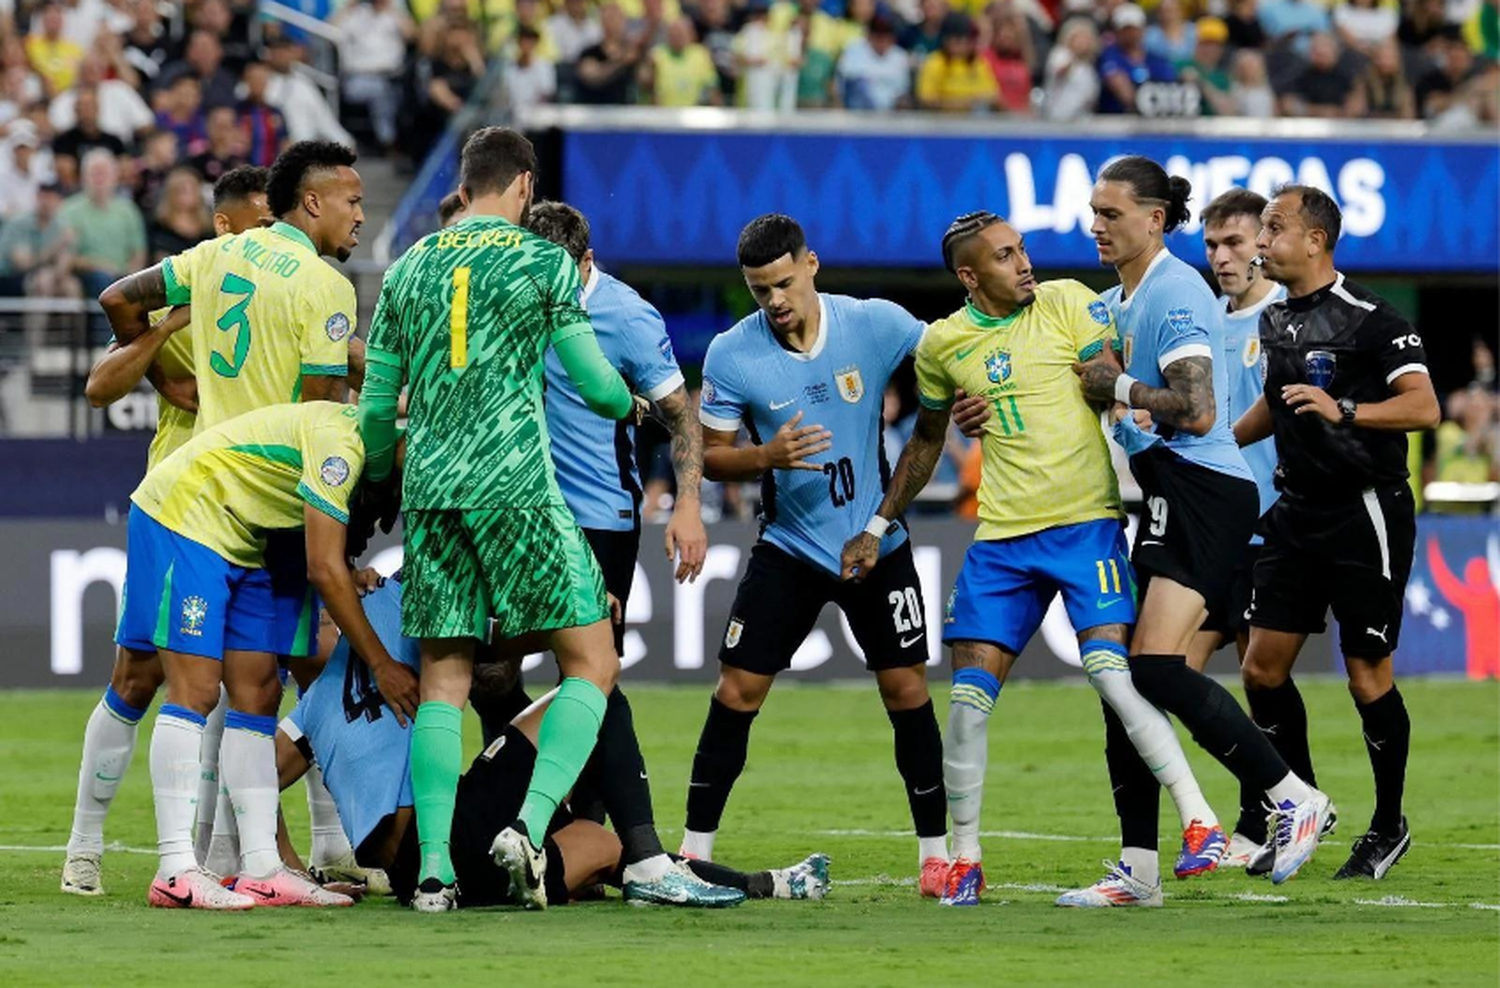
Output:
(410, 700), (464, 885)
(517, 677), (607, 843)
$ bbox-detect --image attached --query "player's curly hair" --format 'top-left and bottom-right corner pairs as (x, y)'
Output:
(737, 213), (806, 269)
(265, 140), (357, 218)
(212, 165), (268, 212)
(525, 200), (591, 263)
(1099, 155), (1193, 233)
(437, 190), (467, 228)
(940, 210), (1004, 274)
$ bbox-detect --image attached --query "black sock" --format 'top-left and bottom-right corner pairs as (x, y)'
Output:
(1239, 677), (1316, 841)
(581, 688), (664, 865)
(1101, 699), (1159, 852)
(1130, 654), (1289, 792)
(1356, 685), (1410, 834)
(674, 854), (773, 897)
(887, 700), (947, 839)
(471, 679), (531, 749)
(685, 696), (757, 833)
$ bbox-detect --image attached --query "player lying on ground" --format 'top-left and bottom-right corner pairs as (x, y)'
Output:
(116, 401), (418, 911)
(274, 573), (829, 908)
(842, 212), (1225, 907)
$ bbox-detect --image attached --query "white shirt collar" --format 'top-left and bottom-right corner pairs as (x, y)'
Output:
(580, 263), (601, 307)
(781, 294), (830, 362)
(1118, 247), (1172, 310)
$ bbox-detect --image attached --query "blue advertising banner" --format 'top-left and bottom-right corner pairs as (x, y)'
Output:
(1389, 514), (1499, 679)
(561, 128), (1498, 273)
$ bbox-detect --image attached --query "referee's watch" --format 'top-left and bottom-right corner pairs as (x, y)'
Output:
(1337, 397), (1358, 427)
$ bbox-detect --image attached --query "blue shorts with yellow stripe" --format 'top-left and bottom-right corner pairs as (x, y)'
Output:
(116, 506), (279, 660)
(942, 519), (1136, 654)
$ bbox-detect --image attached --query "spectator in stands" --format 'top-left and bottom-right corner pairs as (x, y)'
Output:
(916, 13), (1001, 111)
(1356, 38), (1417, 118)
(842, 0), (878, 43)
(263, 37), (355, 146)
(1399, 0), (1459, 50)
(49, 49), (153, 145)
(59, 149), (145, 337)
(1332, 0), (1398, 56)
(733, 0), (800, 110)
(0, 123), (48, 219)
(576, 4), (645, 104)
(147, 165), (212, 262)
(773, 0), (844, 106)
(123, 0), (172, 88)
(0, 39), (46, 124)
(187, 105), (247, 183)
(504, 25), (558, 111)
(1224, 0), (1269, 49)
(1176, 16), (1236, 115)
(0, 182), (76, 298)
(1042, 16), (1100, 120)
(1467, 0), (1498, 58)
(694, 0), (742, 101)
(642, 16), (723, 105)
(1145, 0), (1197, 64)
(1229, 47), (1277, 116)
(189, 0), (255, 66)
(132, 128), (178, 213)
(1434, 385), (1500, 486)
(26, 2), (84, 97)
(237, 62), (287, 168)
(499, 0), (562, 61)
(984, 7), (1035, 112)
(1281, 31), (1358, 116)
(630, 0), (671, 55)
(902, 0), (951, 60)
(1096, 3), (1175, 113)
(419, 0), (472, 58)
(414, 22), (486, 158)
(52, 87), (128, 189)
(837, 14), (911, 110)
(1416, 34), (1479, 117)
(1259, 0), (1332, 52)
(335, 0), (414, 155)
(163, 30), (238, 110)
(550, 0), (605, 64)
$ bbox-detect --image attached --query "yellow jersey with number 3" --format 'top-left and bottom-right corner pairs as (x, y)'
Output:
(132, 402), (365, 567)
(144, 310), (196, 471)
(162, 222), (354, 432)
(915, 279), (1122, 542)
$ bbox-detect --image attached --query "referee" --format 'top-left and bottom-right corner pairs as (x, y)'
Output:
(1234, 185), (1440, 881)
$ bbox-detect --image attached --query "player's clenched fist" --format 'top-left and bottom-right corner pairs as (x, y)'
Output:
(762, 410), (832, 471)
(840, 531), (881, 582)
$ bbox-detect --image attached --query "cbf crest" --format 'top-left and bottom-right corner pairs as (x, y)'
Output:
(834, 365), (864, 403)
(181, 595), (208, 637)
(985, 350), (1012, 385)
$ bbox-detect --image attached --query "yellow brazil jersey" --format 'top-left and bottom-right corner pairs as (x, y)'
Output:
(915, 279), (1122, 542)
(132, 402), (365, 569)
(145, 310), (196, 471)
(162, 222), (355, 433)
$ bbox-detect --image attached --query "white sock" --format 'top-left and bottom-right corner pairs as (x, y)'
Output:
(1120, 846), (1159, 886)
(220, 711), (281, 878)
(680, 829), (716, 861)
(1266, 771), (1313, 806)
(1083, 646), (1218, 829)
(67, 689), (145, 856)
(204, 780), (240, 878)
(946, 669), (998, 863)
(622, 852), (673, 884)
(918, 836), (949, 865)
(193, 688), (226, 865)
(149, 705), (205, 877)
(305, 763), (353, 866)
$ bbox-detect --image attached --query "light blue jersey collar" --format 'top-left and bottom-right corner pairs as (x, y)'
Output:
(1117, 247), (1173, 311)
(771, 295), (831, 362)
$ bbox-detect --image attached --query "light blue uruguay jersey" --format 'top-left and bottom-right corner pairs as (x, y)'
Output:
(1103, 249), (1252, 481)
(285, 577), (419, 851)
(699, 293), (925, 576)
(545, 267), (684, 531)
(1221, 283), (1288, 537)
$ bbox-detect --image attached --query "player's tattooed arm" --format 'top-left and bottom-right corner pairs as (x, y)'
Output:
(840, 403), (948, 581)
(1135, 356), (1217, 435)
(657, 385), (708, 583)
(98, 264), (169, 344)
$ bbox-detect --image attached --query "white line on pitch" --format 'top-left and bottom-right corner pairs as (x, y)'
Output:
(811, 829), (1500, 852)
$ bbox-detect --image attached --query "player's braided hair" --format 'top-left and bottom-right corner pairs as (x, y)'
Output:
(940, 210), (1004, 274)
(265, 140), (357, 218)
(1271, 183), (1343, 252)
(212, 165), (268, 212)
(1099, 155), (1193, 233)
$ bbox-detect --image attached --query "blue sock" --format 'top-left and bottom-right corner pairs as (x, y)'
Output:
(102, 685), (147, 725)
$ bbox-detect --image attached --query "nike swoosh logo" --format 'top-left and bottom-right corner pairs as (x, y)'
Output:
(246, 887), (279, 901)
(914, 785), (941, 796)
(688, 781), (711, 788)
(955, 346), (977, 360)
(770, 398), (796, 411)
(1096, 599), (1119, 610)
(639, 771), (648, 780)
(899, 634), (923, 648)
(1140, 540), (1164, 547)
(94, 772), (121, 782)
(160, 887), (192, 907)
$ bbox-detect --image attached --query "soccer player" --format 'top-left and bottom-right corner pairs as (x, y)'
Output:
(680, 213), (988, 888)
(1235, 185), (1439, 879)
(841, 212), (1223, 907)
(275, 575), (828, 907)
(437, 190), (467, 227)
(1068, 156), (1330, 901)
(117, 401), (416, 908)
(1191, 188), (1292, 867)
(359, 127), (634, 912)
(61, 167), (271, 897)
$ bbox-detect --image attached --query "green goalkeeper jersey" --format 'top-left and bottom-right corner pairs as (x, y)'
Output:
(366, 214), (592, 510)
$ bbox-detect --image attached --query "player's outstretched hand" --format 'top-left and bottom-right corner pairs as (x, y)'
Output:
(1072, 338), (1125, 404)
(765, 410), (832, 471)
(951, 389), (990, 438)
(373, 658), (419, 727)
(840, 532), (880, 582)
(1281, 384), (1340, 424)
(352, 567), (386, 596)
(665, 505), (708, 583)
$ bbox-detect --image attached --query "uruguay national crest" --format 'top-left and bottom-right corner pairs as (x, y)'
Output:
(834, 365), (864, 403)
(725, 618), (744, 648)
(1122, 333), (1135, 369)
(181, 595), (208, 637)
(985, 350), (1012, 385)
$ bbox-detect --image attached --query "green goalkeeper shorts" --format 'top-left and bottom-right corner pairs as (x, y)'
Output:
(401, 505), (609, 641)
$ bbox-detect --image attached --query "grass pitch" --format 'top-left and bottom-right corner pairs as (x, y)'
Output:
(1, 678), (1496, 986)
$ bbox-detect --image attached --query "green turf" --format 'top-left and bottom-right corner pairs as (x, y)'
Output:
(1, 679), (1496, 986)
